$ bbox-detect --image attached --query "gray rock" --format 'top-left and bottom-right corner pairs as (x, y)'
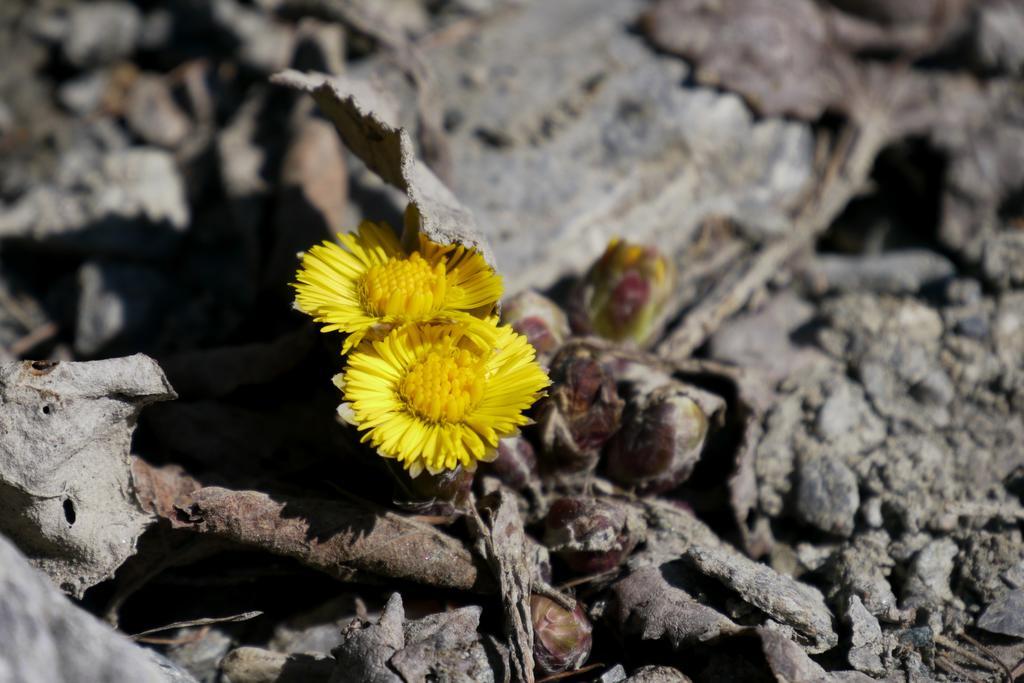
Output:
(211, 0), (294, 74)
(624, 666), (692, 682)
(0, 147), (189, 257)
(795, 457), (860, 537)
(596, 664), (628, 683)
(58, 70), (111, 116)
(0, 356), (174, 597)
(977, 589), (1024, 638)
(220, 647), (333, 683)
(806, 250), (956, 294)
(63, 2), (141, 68)
(708, 292), (827, 382)
(0, 532), (195, 682)
(983, 232), (1024, 290)
(75, 262), (170, 357)
(126, 76), (191, 149)
(166, 628), (233, 683)
(974, 1), (1024, 75)
(844, 595), (885, 675)
(349, 0), (814, 293)
(902, 539), (958, 613)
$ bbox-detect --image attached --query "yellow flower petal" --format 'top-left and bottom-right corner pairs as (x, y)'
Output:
(292, 221), (502, 352)
(342, 320), (549, 476)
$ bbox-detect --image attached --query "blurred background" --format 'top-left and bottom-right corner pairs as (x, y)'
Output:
(0, 0), (1020, 364)
(1, 0), (1024, 680)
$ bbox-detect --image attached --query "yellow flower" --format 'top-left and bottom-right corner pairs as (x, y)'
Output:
(341, 321), (550, 477)
(293, 221), (503, 352)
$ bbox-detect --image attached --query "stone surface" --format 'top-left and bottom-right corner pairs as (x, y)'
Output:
(352, 0), (814, 293)
(62, 2), (141, 68)
(75, 262), (170, 356)
(126, 75), (191, 149)
(977, 589), (1024, 638)
(795, 456), (860, 537)
(0, 147), (190, 257)
(0, 355), (175, 596)
(0, 532), (195, 682)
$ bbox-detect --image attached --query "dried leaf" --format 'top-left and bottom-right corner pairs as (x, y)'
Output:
(269, 70), (495, 266)
(758, 627), (874, 683)
(469, 490), (536, 682)
(331, 592), (405, 683)
(633, 499), (837, 653)
(173, 486), (489, 592)
(131, 459), (202, 521)
(329, 593), (509, 683)
(391, 605), (509, 683)
(608, 564), (743, 649)
(687, 547), (838, 653)
(642, 0), (969, 125)
(0, 355), (175, 596)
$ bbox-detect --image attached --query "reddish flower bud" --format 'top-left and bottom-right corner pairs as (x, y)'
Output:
(502, 290), (570, 366)
(483, 434), (539, 491)
(570, 239), (676, 347)
(535, 347), (624, 474)
(544, 496), (644, 573)
(605, 385), (709, 495)
(530, 595), (593, 674)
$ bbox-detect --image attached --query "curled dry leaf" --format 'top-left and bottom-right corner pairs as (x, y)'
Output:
(633, 499), (838, 653)
(270, 70), (495, 267)
(608, 564), (743, 649)
(468, 490), (536, 682)
(330, 592), (509, 683)
(0, 355), (176, 597)
(758, 627), (874, 683)
(686, 546), (838, 653)
(172, 486), (490, 592)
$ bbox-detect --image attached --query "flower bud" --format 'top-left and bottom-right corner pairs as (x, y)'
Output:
(570, 238), (676, 347)
(386, 461), (473, 517)
(535, 347), (624, 474)
(483, 434), (539, 491)
(544, 496), (644, 573)
(530, 595), (593, 675)
(604, 385), (709, 495)
(502, 290), (570, 366)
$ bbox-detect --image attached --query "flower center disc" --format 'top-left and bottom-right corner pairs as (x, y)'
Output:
(362, 253), (448, 317)
(400, 347), (485, 423)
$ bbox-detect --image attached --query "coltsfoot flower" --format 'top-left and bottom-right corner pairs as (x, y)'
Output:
(293, 221), (503, 352)
(341, 321), (550, 477)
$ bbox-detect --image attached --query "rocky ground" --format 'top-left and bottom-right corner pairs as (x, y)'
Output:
(1, 0), (1023, 681)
